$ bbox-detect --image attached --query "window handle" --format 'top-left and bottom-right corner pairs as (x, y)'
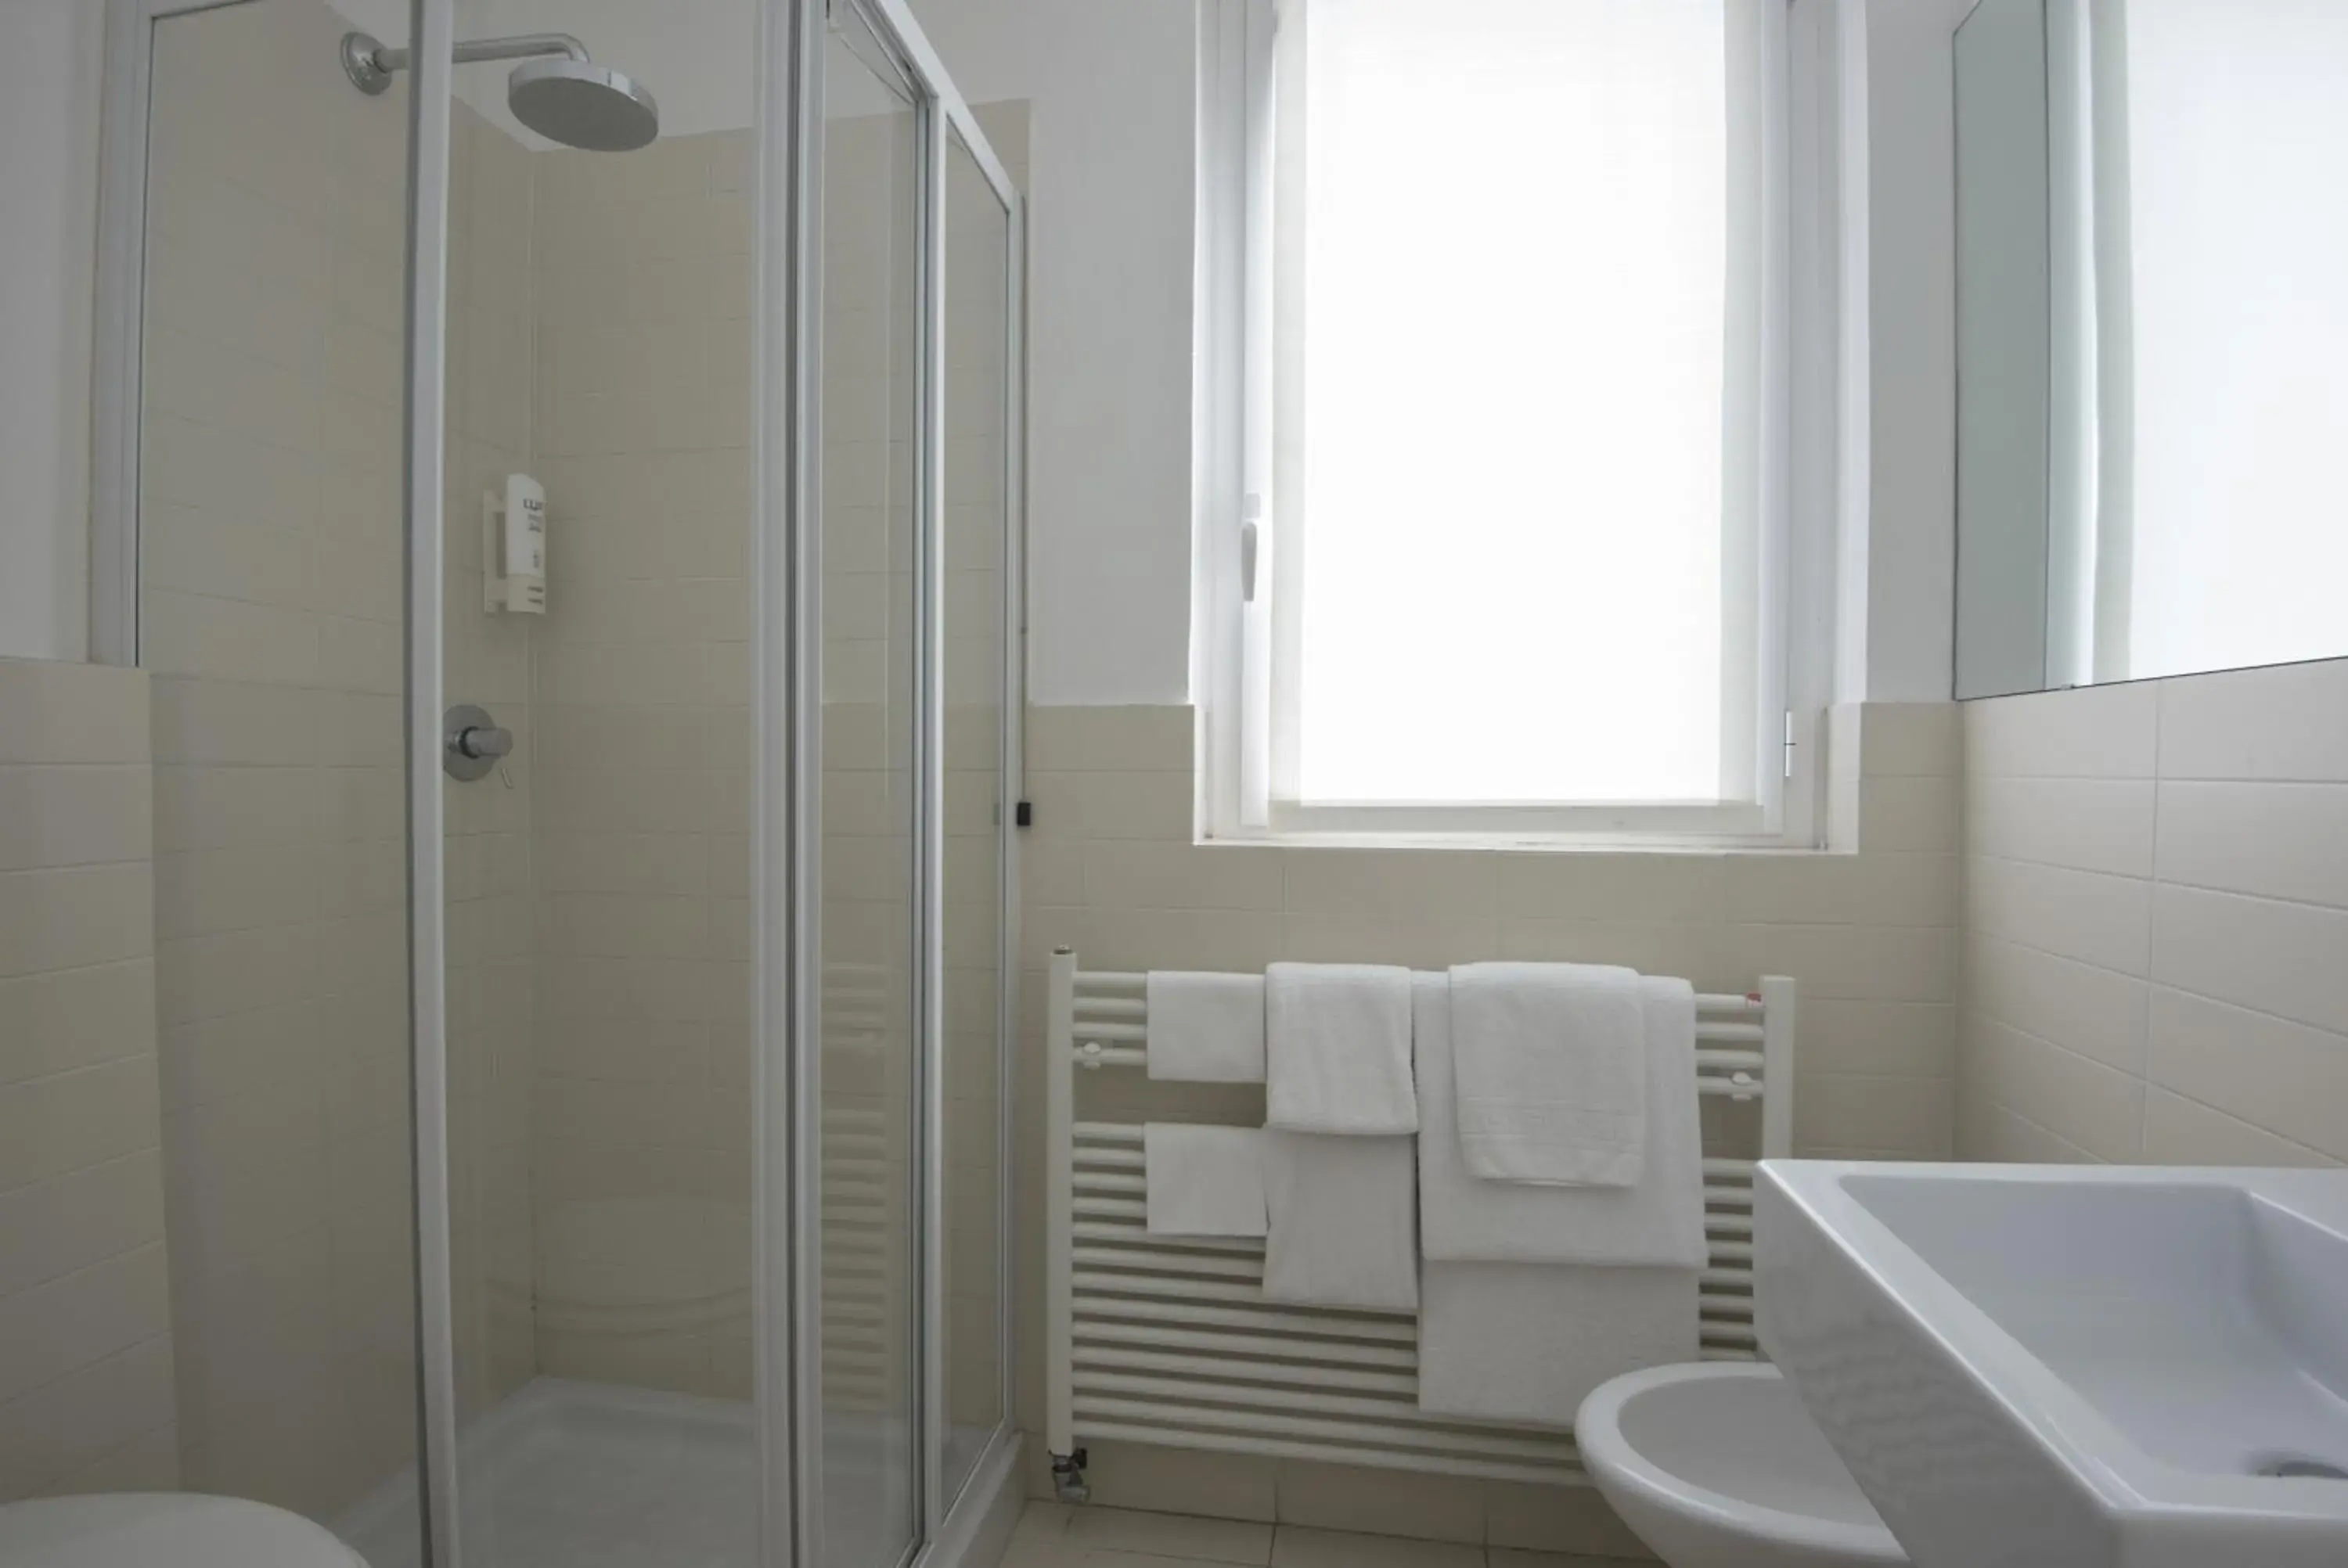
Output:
(1241, 494), (1263, 602)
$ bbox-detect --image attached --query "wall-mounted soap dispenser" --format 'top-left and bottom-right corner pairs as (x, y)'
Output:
(483, 473), (546, 613)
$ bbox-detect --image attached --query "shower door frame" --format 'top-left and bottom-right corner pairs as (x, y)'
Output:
(90, 0), (1025, 1561)
(88, 2), (466, 1563)
(771, 1), (1029, 1564)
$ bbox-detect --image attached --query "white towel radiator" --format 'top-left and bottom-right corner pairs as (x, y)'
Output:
(1043, 948), (1796, 1496)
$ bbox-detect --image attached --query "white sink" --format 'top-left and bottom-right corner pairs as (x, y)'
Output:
(1756, 1161), (2348, 1568)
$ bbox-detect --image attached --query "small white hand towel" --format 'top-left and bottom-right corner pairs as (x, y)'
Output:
(1449, 962), (1645, 1185)
(1264, 962), (1416, 1135)
(1143, 1124), (1267, 1238)
(1417, 973), (1704, 1267)
(1145, 971), (1266, 1083)
(1259, 1131), (1418, 1312)
(1416, 1261), (1696, 1426)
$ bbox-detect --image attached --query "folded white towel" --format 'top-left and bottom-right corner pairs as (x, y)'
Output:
(1416, 1261), (1695, 1426)
(1264, 963), (1416, 1135)
(1145, 971), (1266, 1083)
(1417, 973), (1704, 1267)
(1259, 1131), (1417, 1311)
(1143, 1124), (1267, 1238)
(1450, 962), (1645, 1186)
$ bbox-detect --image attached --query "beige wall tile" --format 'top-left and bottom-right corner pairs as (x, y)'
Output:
(1028, 770), (1194, 842)
(1499, 854), (1725, 925)
(2139, 1088), (2339, 1167)
(1084, 843), (1284, 912)
(0, 768), (153, 872)
(1964, 777), (2155, 878)
(1754, 922), (1955, 1003)
(0, 1244), (171, 1408)
(1857, 701), (1961, 779)
(1966, 678), (2157, 779)
(1283, 913), (1503, 969)
(1963, 854), (2152, 977)
(1962, 933), (2148, 1075)
(0, 865), (155, 979)
(1723, 852), (1954, 929)
(1858, 774), (1961, 853)
(0, 960), (158, 1084)
(2145, 989), (2348, 1162)
(2154, 781), (2348, 908)
(0, 660), (149, 765)
(1028, 706), (1194, 773)
(2156, 657), (2348, 782)
(1283, 851), (1498, 922)
(1957, 1094), (2101, 1164)
(1960, 1017), (2142, 1162)
(2151, 884), (2348, 1037)
(1795, 1074), (1954, 1158)
(1798, 998), (1955, 1078)
(0, 662), (175, 1507)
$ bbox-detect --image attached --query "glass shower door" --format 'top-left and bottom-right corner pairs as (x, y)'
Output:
(128, 4), (423, 1561)
(816, 11), (925, 1568)
(428, 1), (765, 1565)
(938, 120), (1017, 1509)
(98, 0), (1017, 1562)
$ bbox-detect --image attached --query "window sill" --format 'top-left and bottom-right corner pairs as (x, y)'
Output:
(1197, 826), (1839, 856)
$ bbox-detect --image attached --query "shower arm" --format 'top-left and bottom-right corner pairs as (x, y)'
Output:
(341, 31), (590, 95)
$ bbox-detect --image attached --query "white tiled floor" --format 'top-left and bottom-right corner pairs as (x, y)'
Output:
(1002, 1503), (1649, 1568)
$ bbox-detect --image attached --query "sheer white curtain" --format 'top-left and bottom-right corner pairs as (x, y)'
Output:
(1271, 0), (1766, 807)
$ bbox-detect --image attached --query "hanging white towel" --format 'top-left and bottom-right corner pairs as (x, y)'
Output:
(1145, 971), (1266, 1083)
(1143, 1124), (1267, 1238)
(1449, 962), (1645, 1186)
(1416, 973), (1704, 1267)
(1259, 1131), (1417, 1311)
(1416, 1262), (1696, 1426)
(1264, 962), (1417, 1135)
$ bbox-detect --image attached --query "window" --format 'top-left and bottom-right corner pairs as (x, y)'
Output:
(1198, 0), (1839, 844)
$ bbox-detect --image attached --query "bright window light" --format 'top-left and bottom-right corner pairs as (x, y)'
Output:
(1280, 0), (1748, 806)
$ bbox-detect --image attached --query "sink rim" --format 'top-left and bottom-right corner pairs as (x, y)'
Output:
(1759, 1160), (2348, 1525)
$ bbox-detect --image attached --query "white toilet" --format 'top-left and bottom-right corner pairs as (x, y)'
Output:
(0, 1492), (369, 1568)
(1576, 1363), (1907, 1568)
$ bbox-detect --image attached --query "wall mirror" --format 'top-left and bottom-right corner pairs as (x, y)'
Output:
(1953, 0), (2348, 699)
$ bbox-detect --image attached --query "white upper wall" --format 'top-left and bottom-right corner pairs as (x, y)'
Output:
(909, 0), (1200, 707)
(0, 0), (103, 663)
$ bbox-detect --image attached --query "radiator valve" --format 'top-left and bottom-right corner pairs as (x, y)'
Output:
(1050, 1448), (1090, 1505)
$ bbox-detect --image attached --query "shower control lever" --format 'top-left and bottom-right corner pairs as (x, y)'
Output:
(456, 725), (513, 759)
(444, 703), (513, 782)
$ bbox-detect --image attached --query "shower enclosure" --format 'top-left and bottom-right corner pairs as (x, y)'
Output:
(88, 1), (1022, 1564)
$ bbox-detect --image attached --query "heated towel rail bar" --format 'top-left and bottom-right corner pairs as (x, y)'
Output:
(1043, 949), (1796, 1494)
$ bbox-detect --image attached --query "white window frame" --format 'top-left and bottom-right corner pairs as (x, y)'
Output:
(1195, 0), (1849, 850)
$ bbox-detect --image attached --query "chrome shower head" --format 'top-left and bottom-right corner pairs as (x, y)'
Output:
(340, 31), (660, 153)
(506, 58), (659, 152)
